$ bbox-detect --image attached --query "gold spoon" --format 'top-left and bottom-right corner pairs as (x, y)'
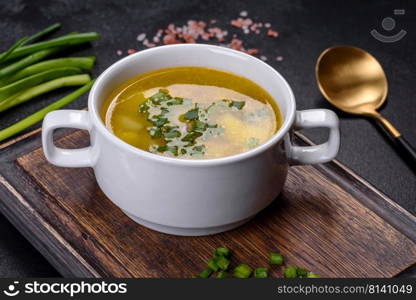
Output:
(315, 45), (416, 166)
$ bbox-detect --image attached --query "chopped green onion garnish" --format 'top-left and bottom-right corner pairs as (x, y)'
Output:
(166, 97), (183, 106)
(181, 131), (202, 143)
(254, 268), (269, 278)
(184, 107), (199, 121)
(269, 252), (284, 265)
(139, 102), (149, 113)
(229, 100), (245, 110)
(233, 264), (252, 278)
(283, 266), (298, 278)
(192, 120), (208, 132)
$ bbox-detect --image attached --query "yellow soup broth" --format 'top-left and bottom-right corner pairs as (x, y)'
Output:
(101, 67), (282, 159)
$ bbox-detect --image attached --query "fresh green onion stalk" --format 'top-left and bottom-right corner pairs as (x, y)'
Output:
(0, 79), (94, 142)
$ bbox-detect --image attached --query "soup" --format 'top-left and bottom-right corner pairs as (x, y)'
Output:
(101, 67), (282, 159)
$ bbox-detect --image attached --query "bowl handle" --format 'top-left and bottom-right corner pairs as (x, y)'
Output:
(42, 110), (93, 167)
(287, 109), (340, 165)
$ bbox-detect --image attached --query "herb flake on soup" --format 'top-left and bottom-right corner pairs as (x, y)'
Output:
(101, 67), (282, 159)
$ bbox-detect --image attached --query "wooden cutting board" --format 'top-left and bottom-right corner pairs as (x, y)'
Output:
(0, 129), (415, 278)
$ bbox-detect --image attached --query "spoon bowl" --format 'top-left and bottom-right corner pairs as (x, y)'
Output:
(316, 46), (388, 116)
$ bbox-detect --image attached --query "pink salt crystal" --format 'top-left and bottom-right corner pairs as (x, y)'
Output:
(127, 49), (137, 55)
(260, 55), (267, 61)
(267, 29), (279, 37)
(136, 33), (146, 42)
(208, 27), (227, 42)
(229, 37), (244, 51)
(242, 18), (253, 27)
(183, 33), (196, 43)
(163, 34), (180, 45)
(116, 50), (122, 56)
(246, 48), (259, 55)
(276, 56), (283, 61)
(201, 32), (210, 40)
(240, 10), (248, 17)
(143, 39), (156, 48)
(198, 21), (207, 28)
(167, 23), (175, 32)
(141, 17), (277, 55)
(231, 19), (243, 28)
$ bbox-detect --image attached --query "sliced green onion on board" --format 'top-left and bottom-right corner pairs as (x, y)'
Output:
(233, 264), (253, 278)
(254, 267), (269, 278)
(207, 259), (219, 272)
(198, 268), (213, 278)
(269, 252), (284, 265)
(216, 271), (231, 278)
(283, 266), (298, 278)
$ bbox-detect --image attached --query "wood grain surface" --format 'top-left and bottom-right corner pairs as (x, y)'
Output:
(0, 129), (415, 278)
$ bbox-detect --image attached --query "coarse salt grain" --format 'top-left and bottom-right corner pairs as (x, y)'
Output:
(116, 50), (122, 56)
(246, 49), (259, 55)
(136, 33), (146, 42)
(143, 39), (156, 47)
(129, 12), (281, 59)
(276, 56), (283, 61)
(267, 29), (279, 37)
(228, 37), (245, 52)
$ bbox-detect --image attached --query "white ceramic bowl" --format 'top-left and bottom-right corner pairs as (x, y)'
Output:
(42, 44), (340, 236)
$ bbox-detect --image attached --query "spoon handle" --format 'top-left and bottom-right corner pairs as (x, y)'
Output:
(373, 113), (416, 168)
(394, 136), (416, 165)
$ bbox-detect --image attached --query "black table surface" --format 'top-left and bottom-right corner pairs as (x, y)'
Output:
(0, 0), (415, 277)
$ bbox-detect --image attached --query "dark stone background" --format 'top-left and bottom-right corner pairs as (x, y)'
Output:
(0, 0), (415, 276)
